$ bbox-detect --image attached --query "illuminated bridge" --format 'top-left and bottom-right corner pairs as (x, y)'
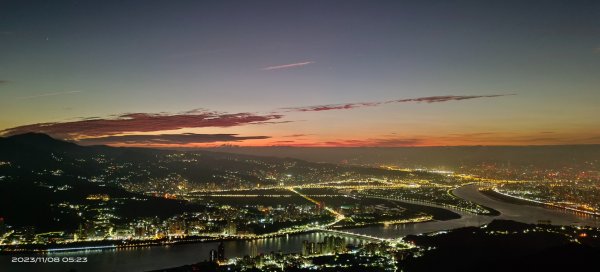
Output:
(316, 228), (389, 242)
(316, 228), (416, 249)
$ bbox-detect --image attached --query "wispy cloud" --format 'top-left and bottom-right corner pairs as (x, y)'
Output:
(1, 94), (514, 144)
(282, 94), (515, 112)
(262, 61), (315, 71)
(16, 91), (82, 100)
(321, 138), (424, 147)
(283, 134), (310, 138)
(283, 102), (380, 112)
(267, 130), (598, 147)
(272, 137), (425, 147)
(77, 133), (270, 146)
(0, 111), (283, 139)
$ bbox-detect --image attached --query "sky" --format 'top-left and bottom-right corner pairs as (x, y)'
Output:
(1, 0), (599, 147)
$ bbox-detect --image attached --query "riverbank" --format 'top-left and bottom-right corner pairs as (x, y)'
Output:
(4, 185), (598, 272)
(1, 215), (430, 255)
(480, 189), (546, 207)
(453, 184), (600, 227)
(483, 188), (600, 219)
(1, 235), (234, 254)
(1, 196), (459, 254)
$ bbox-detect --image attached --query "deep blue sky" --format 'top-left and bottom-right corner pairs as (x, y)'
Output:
(1, 0), (599, 146)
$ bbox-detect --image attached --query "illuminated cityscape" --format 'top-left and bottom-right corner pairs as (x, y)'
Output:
(1, 134), (600, 271)
(1, 1), (600, 271)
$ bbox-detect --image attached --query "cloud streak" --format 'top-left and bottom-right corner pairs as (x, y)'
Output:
(16, 91), (82, 100)
(1, 94), (514, 145)
(320, 138), (424, 147)
(0, 111), (283, 139)
(282, 94), (514, 112)
(270, 137), (426, 147)
(77, 133), (270, 146)
(262, 61), (315, 71)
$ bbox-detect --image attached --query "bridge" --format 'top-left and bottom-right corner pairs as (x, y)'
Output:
(316, 228), (415, 249)
(316, 228), (389, 242)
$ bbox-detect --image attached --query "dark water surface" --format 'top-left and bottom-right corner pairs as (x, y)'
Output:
(2, 184), (598, 272)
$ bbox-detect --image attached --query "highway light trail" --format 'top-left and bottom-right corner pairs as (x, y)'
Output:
(287, 187), (345, 226)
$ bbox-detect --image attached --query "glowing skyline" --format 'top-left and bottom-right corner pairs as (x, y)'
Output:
(1, 0), (599, 147)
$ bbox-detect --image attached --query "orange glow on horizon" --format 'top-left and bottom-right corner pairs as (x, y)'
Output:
(81, 133), (600, 148)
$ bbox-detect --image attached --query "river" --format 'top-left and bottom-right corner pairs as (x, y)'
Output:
(452, 184), (600, 226)
(2, 184), (598, 272)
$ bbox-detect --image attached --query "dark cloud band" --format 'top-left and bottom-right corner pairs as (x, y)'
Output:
(77, 133), (270, 145)
(282, 94), (514, 112)
(0, 111), (283, 138)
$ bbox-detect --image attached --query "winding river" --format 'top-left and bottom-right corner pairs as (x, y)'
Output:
(2, 184), (598, 272)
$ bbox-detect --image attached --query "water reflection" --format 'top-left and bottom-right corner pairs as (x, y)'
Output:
(2, 184), (598, 272)
(0, 233), (365, 272)
(453, 184), (600, 227)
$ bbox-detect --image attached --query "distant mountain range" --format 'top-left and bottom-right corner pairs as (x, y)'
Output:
(0, 133), (419, 186)
(2, 133), (596, 231)
(0, 133), (436, 231)
(4, 133), (598, 170)
(206, 144), (600, 169)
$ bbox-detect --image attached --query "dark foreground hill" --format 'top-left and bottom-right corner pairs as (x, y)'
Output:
(401, 220), (600, 272)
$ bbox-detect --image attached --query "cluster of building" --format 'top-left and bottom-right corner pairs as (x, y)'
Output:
(196, 235), (399, 272)
(495, 181), (600, 216)
(301, 235), (346, 256)
(0, 199), (330, 246)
